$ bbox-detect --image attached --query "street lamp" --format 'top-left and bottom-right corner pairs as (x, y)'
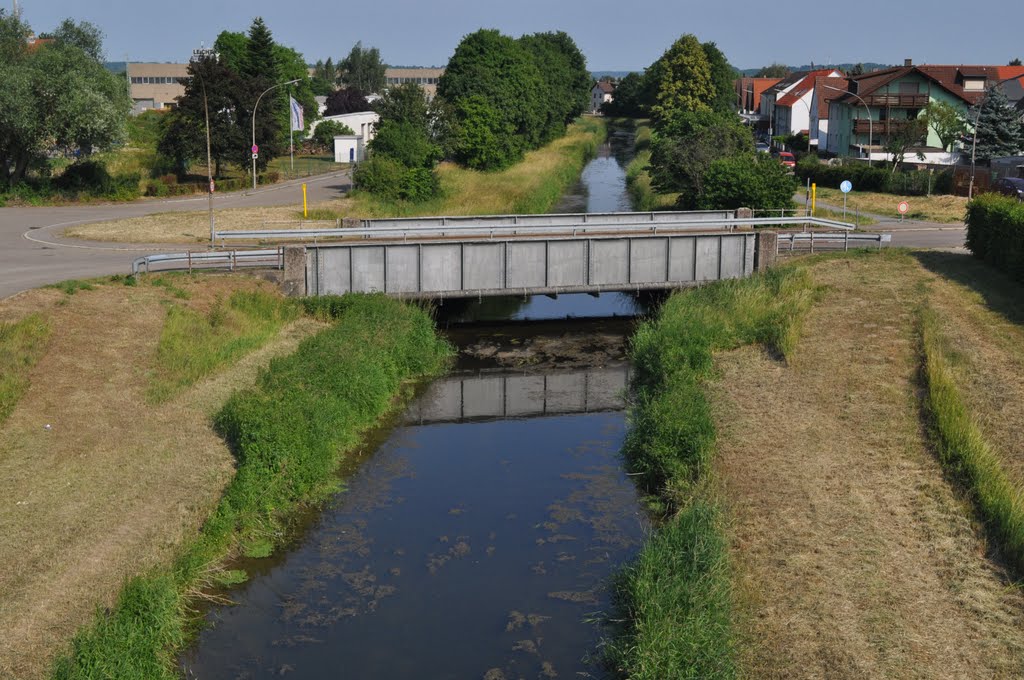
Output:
(968, 103), (984, 199)
(822, 84), (872, 166)
(189, 49), (218, 246)
(251, 78), (300, 190)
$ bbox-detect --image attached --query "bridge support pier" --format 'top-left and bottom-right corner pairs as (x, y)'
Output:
(282, 245), (307, 297)
(755, 232), (778, 272)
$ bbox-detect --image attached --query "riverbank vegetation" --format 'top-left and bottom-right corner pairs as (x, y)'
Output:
(607, 267), (818, 678)
(48, 294), (451, 678)
(64, 117), (607, 243)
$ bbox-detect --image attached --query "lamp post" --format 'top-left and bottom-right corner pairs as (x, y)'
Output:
(189, 48), (218, 246)
(251, 78), (300, 190)
(823, 84), (872, 166)
(968, 102), (984, 199)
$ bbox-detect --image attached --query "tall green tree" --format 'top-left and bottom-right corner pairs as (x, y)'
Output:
(324, 88), (372, 115)
(0, 14), (130, 187)
(702, 41), (738, 114)
(518, 31), (590, 140)
(239, 17), (283, 173)
(925, 100), (967, 152)
(375, 81), (431, 131)
(338, 42), (387, 94)
(213, 30), (248, 73)
(49, 18), (104, 62)
(968, 86), (1024, 162)
(648, 34), (715, 127)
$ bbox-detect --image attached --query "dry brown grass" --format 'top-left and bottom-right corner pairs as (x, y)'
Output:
(713, 253), (1024, 679)
(0, 275), (323, 680)
(817, 187), (968, 223)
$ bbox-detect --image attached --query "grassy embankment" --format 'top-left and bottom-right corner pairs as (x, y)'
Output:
(816, 187), (967, 223)
(50, 294), (451, 678)
(606, 267), (818, 679)
(918, 253), (1024, 573)
(64, 117), (608, 244)
(613, 118), (679, 212)
(0, 315), (50, 423)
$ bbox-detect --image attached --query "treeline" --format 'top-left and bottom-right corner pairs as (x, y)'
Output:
(353, 28), (592, 203)
(608, 35), (795, 211)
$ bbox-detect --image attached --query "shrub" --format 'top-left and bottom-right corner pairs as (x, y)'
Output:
(965, 193), (1024, 281)
(56, 160), (113, 192)
(795, 157), (954, 196)
(311, 120), (355, 151)
(698, 154), (797, 211)
(353, 155), (439, 202)
(369, 120), (442, 169)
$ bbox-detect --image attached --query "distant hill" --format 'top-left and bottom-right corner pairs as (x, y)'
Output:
(105, 61), (127, 74)
(738, 63), (892, 77)
(591, 71), (634, 81)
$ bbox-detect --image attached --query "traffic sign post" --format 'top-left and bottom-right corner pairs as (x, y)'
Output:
(897, 201), (909, 222)
(840, 180), (853, 221)
(251, 144), (258, 154)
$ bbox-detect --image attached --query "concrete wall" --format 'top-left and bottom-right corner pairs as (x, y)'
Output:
(305, 231), (757, 298)
(404, 365), (631, 424)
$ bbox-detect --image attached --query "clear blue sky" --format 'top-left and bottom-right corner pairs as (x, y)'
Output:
(15, 0), (1023, 71)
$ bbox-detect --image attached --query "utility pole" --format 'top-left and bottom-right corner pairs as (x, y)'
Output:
(968, 100), (984, 200)
(12, 0), (20, 19)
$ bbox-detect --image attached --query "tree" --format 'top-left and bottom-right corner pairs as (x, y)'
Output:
(698, 154), (797, 210)
(158, 55), (247, 177)
(518, 31), (591, 141)
(849, 63), (865, 77)
(374, 81), (431, 131)
(310, 119), (353, 151)
(648, 110), (753, 208)
(702, 41), (738, 114)
(600, 71), (654, 117)
(213, 30), (248, 73)
(324, 88), (372, 116)
(0, 15), (130, 187)
(1010, 58), (1022, 67)
(755, 63), (790, 78)
(450, 94), (519, 170)
(237, 17), (284, 173)
(370, 120), (441, 168)
(925, 100), (967, 152)
(883, 116), (928, 173)
(968, 86), (1024, 162)
(49, 18), (104, 62)
(648, 34), (715, 127)
(338, 42), (386, 94)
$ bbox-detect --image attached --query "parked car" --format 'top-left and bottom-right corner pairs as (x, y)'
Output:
(992, 177), (1024, 201)
(756, 142), (771, 154)
(777, 151), (796, 169)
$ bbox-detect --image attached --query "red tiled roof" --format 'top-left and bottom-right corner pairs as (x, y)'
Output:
(838, 64), (1016, 106)
(775, 69), (843, 108)
(813, 77), (849, 119)
(595, 80), (615, 94)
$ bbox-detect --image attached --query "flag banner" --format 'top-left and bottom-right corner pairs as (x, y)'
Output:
(289, 97), (304, 132)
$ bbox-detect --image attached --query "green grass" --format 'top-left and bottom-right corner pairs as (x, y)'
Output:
(267, 154), (340, 180)
(147, 289), (300, 403)
(607, 266), (819, 678)
(919, 303), (1024, 572)
(47, 279), (96, 295)
(0, 314), (51, 423)
(51, 295), (452, 679)
(620, 119), (679, 211)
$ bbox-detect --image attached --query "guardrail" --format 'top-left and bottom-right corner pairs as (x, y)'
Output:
(131, 248), (284, 275)
(214, 216), (855, 244)
(777, 232), (891, 253)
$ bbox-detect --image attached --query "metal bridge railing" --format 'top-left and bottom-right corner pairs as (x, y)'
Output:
(131, 248), (284, 275)
(777, 232), (891, 253)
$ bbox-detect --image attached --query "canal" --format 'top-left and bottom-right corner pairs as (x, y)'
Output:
(182, 125), (646, 679)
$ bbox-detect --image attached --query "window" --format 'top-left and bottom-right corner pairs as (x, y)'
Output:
(899, 82), (919, 95)
(964, 78), (985, 91)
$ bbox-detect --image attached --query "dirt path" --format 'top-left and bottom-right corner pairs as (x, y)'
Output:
(713, 254), (1024, 679)
(0, 279), (323, 680)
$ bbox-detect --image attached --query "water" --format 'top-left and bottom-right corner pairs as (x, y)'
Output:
(183, 123), (646, 679)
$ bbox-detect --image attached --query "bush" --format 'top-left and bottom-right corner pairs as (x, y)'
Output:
(56, 160), (113, 191)
(965, 193), (1024, 281)
(369, 120), (442, 169)
(353, 156), (439, 202)
(698, 154), (797, 211)
(795, 156), (954, 196)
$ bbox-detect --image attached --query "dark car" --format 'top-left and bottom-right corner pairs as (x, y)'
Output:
(992, 177), (1024, 201)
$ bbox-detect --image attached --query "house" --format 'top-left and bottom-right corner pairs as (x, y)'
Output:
(734, 77), (782, 133)
(808, 77), (850, 150)
(126, 62), (189, 114)
(591, 80), (615, 113)
(767, 69), (845, 140)
(825, 60), (1024, 164)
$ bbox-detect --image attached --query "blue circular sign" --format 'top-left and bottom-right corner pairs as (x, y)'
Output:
(840, 180), (853, 193)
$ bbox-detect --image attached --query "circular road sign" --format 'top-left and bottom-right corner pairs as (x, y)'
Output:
(252, 152), (258, 160)
(897, 201), (910, 214)
(840, 180), (853, 193)
(251, 144), (259, 154)
(209, 180), (215, 193)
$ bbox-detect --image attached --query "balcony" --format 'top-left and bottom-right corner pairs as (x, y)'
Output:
(852, 119), (918, 135)
(861, 94), (929, 108)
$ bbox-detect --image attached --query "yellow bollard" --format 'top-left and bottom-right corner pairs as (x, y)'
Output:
(811, 182), (816, 217)
(302, 183), (307, 218)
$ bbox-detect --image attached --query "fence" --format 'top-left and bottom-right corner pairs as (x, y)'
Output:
(776, 232), (890, 253)
(131, 248), (284, 275)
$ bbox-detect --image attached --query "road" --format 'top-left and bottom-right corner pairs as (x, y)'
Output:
(0, 170), (351, 300)
(0, 175), (966, 301)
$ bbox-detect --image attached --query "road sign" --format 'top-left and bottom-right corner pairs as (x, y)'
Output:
(840, 180), (853, 193)
(897, 201), (909, 214)
(251, 144), (259, 154)
(209, 180), (215, 193)
(252, 153), (258, 160)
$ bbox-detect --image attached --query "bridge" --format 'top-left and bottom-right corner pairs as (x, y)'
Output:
(403, 365), (631, 425)
(132, 210), (864, 297)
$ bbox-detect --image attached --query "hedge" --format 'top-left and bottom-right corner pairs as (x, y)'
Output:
(796, 157), (952, 196)
(965, 193), (1024, 281)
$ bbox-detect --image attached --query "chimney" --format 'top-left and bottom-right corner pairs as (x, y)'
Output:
(904, 58), (913, 67)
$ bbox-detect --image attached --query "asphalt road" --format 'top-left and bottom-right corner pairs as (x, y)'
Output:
(0, 170), (351, 300)
(0, 174), (966, 301)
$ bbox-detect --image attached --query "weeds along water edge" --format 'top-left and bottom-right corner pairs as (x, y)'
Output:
(49, 295), (453, 680)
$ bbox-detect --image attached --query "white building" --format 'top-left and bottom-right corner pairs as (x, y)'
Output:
(310, 111), (380, 163)
(591, 81), (615, 113)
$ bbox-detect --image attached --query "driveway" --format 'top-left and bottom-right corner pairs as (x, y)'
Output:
(0, 170), (351, 300)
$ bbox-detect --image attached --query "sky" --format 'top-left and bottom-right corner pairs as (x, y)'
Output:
(14, 0), (1024, 72)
